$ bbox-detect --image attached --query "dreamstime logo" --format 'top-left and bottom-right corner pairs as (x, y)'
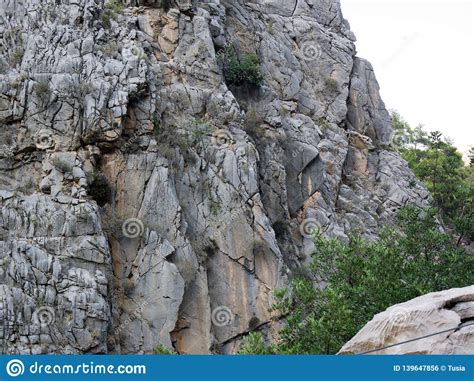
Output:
(34, 129), (55, 150)
(32, 306), (55, 325)
(0, 144), (14, 159)
(211, 306), (234, 327)
(392, 132), (409, 148)
(212, 129), (233, 146)
(299, 218), (319, 238)
(387, 307), (410, 332)
(122, 44), (145, 62)
(122, 218), (145, 239)
(300, 41), (321, 61)
(6, 359), (25, 377)
(382, 32), (420, 69)
(109, 297), (154, 345)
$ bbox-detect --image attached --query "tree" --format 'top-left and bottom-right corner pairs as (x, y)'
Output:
(391, 111), (414, 149)
(240, 208), (474, 354)
(390, 112), (473, 243)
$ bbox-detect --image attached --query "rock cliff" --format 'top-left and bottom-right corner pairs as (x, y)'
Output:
(0, 0), (430, 354)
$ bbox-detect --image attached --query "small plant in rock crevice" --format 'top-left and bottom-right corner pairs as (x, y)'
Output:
(318, 118), (330, 133)
(153, 344), (176, 355)
(87, 171), (112, 207)
(153, 122), (196, 165)
(102, 0), (124, 29)
(325, 77), (338, 93)
(9, 47), (25, 67)
(219, 46), (264, 87)
(51, 157), (73, 173)
(34, 80), (52, 105)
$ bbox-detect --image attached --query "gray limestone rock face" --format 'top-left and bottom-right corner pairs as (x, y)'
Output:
(0, 0), (431, 354)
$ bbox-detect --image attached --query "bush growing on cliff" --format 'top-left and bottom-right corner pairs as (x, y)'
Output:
(220, 47), (264, 87)
(102, 0), (124, 29)
(241, 207), (474, 354)
(87, 172), (112, 207)
(153, 344), (176, 355)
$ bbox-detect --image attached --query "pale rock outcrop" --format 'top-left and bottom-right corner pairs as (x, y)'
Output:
(0, 0), (430, 354)
(339, 286), (474, 354)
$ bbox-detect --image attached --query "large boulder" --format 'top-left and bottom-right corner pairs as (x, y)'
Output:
(339, 286), (474, 354)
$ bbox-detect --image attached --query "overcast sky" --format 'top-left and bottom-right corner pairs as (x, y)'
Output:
(340, 0), (473, 155)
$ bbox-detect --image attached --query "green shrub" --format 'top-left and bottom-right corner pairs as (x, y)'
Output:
(152, 117), (161, 136)
(243, 108), (266, 138)
(154, 122), (195, 164)
(153, 344), (176, 355)
(221, 48), (264, 87)
(391, 115), (473, 242)
(88, 172), (112, 207)
(242, 207), (474, 354)
(318, 118), (330, 133)
(102, 0), (124, 29)
(98, 41), (118, 57)
(105, 0), (124, 13)
(325, 77), (338, 93)
(51, 157), (73, 173)
(239, 332), (273, 355)
(9, 47), (24, 67)
(34, 80), (51, 104)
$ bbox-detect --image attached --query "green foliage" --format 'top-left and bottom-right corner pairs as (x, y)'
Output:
(325, 77), (338, 93)
(105, 0), (124, 13)
(243, 107), (266, 138)
(51, 157), (73, 173)
(98, 41), (118, 57)
(9, 47), (25, 67)
(220, 47), (264, 87)
(153, 122), (195, 164)
(153, 117), (161, 136)
(102, 0), (124, 29)
(153, 344), (176, 355)
(239, 333), (273, 355)
(469, 147), (474, 167)
(318, 118), (330, 133)
(242, 207), (474, 354)
(34, 80), (52, 105)
(188, 118), (213, 143)
(392, 112), (429, 150)
(391, 111), (473, 241)
(88, 172), (112, 207)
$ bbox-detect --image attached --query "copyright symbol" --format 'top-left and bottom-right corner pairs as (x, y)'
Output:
(441, 366), (446, 371)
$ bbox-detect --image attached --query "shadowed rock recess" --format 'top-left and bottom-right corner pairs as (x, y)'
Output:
(0, 0), (431, 354)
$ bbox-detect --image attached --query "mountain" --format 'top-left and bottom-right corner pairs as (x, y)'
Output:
(0, 0), (430, 354)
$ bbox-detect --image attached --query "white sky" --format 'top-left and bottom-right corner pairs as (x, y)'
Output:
(340, 0), (474, 155)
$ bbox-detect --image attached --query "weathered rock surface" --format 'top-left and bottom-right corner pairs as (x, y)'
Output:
(0, 0), (430, 354)
(339, 286), (474, 354)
